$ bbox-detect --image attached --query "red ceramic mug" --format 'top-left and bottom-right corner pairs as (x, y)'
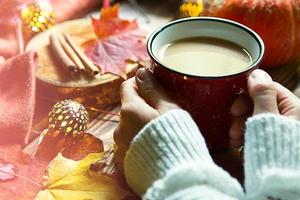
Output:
(147, 17), (265, 150)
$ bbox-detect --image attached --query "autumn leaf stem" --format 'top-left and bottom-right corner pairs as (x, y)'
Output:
(0, 169), (42, 187)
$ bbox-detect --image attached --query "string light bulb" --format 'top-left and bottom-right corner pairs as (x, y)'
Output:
(21, 3), (56, 35)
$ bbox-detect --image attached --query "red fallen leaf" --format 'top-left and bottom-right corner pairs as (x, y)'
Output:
(0, 162), (15, 181)
(36, 129), (104, 161)
(85, 4), (149, 78)
(0, 145), (48, 200)
(85, 29), (148, 79)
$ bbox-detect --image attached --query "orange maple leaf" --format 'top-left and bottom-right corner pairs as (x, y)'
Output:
(91, 4), (139, 39)
(85, 4), (148, 78)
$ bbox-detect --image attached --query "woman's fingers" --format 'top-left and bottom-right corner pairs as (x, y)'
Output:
(230, 138), (244, 148)
(230, 116), (246, 139)
(120, 77), (155, 114)
(120, 77), (143, 104)
(230, 69), (278, 147)
(231, 93), (253, 117)
(135, 68), (179, 114)
(248, 69), (279, 115)
(230, 92), (252, 148)
(274, 82), (300, 121)
(229, 116), (246, 148)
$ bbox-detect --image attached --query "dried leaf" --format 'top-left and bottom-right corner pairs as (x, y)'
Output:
(85, 4), (149, 78)
(89, 150), (134, 194)
(36, 153), (133, 200)
(36, 130), (104, 161)
(35, 130), (65, 161)
(64, 133), (104, 160)
(0, 145), (48, 200)
(0, 162), (15, 181)
(89, 149), (117, 177)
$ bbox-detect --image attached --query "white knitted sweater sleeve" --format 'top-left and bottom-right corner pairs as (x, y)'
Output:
(244, 114), (300, 200)
(124, 109), (244, 199)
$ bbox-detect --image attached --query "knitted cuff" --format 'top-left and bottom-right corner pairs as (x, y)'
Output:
(124, 109), (213, 195)
(245, 114), (300, 199)
(144, 162), (244, 200)
(146, 185), (238, 200)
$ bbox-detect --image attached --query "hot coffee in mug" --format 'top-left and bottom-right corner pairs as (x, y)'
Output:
(147, 17), (264, 150)
(159, 37), (252, 76)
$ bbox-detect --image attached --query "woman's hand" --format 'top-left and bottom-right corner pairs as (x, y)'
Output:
(230, 69), (300, 147)
(114, 68), (179, 169)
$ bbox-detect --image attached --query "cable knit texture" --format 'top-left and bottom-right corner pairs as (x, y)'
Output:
(245, 114), (300, 200)
(124, 109), (243, 199)
(124, 109), (300, 200)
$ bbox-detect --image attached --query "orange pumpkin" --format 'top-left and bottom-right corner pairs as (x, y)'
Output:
(201, 0), (300, 67)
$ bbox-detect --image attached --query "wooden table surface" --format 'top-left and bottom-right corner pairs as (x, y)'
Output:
(25, 1), (300, 185)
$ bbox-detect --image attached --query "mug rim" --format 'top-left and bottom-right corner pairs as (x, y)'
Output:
(147, 17), (265, 79)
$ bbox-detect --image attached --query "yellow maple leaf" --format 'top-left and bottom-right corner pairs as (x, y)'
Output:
(35, 153), (132, 200)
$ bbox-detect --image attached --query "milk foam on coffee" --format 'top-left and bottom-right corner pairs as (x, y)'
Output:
(158, 37), (253, 76)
